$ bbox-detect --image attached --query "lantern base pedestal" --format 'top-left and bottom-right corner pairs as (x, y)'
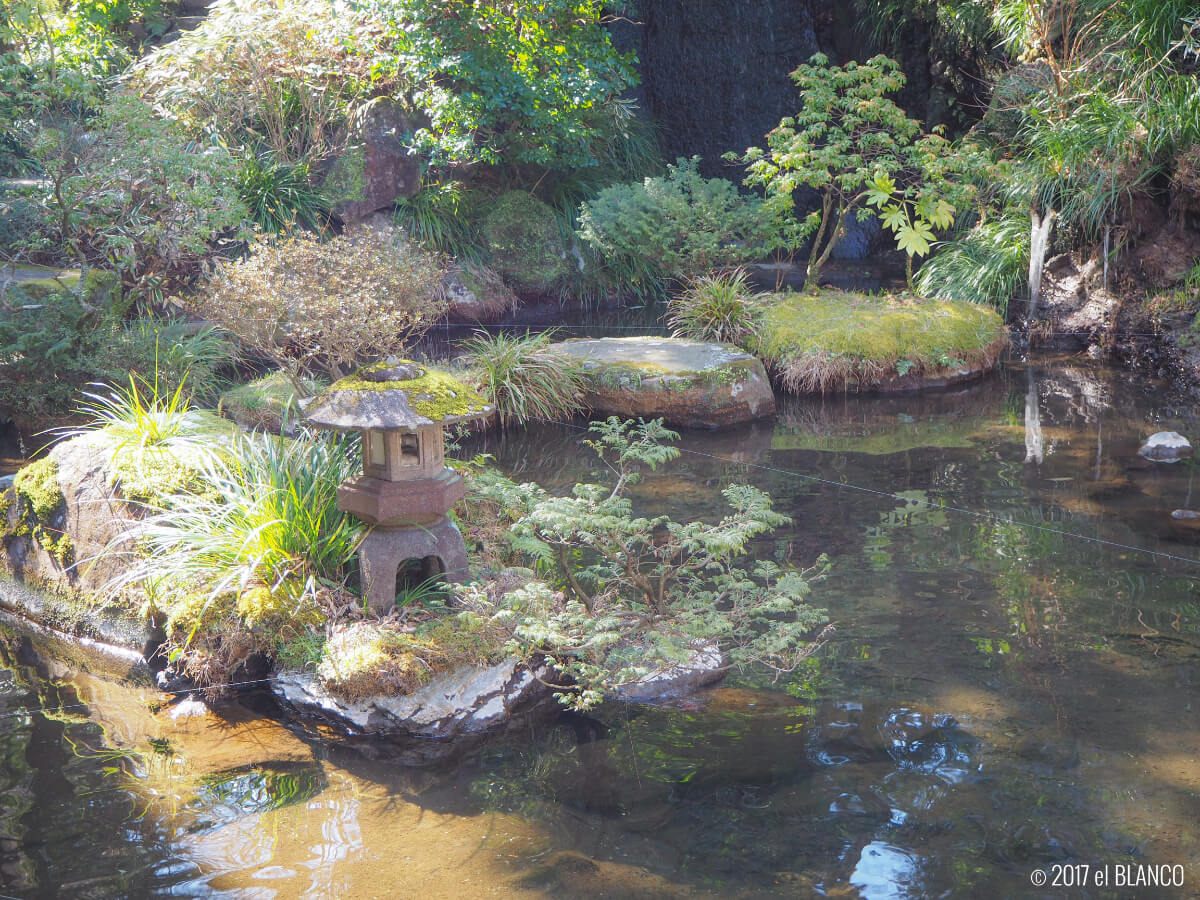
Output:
(358, 516), (470, 616)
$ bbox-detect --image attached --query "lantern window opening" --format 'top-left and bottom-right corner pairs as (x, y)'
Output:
(400, 432), (420, 464)
(366, 429), (387, 478)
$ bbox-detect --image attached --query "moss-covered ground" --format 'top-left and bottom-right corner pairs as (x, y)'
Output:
(750, 290), (1009, 393)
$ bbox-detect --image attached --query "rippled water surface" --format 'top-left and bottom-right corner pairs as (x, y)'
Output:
(3, 355), (1200, 899)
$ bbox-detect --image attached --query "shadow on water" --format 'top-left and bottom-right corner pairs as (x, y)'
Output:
(3, 353), (1200, 898)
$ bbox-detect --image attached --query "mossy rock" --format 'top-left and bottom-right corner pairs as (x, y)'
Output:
(444, 260), (518, 322)
(7, 457), (72, 568)
(548, 336), (776, 429)
(480, 191), (568, 297)
(220, 372), (322, 434)
(750, 290), (1009, 394)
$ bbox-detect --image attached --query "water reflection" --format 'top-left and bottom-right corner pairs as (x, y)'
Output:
(1, 355), (1199, 898)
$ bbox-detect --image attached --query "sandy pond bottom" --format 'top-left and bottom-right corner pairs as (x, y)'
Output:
(4, 354), (1200, 899)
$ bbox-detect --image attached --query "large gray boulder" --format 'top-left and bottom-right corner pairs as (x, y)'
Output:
(270, 658), (553, 763)
(549, 336), (776, 429)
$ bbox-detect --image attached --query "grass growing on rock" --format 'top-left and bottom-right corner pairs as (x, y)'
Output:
(751, 290), (1008, 393)
(219, 372), (324, 433)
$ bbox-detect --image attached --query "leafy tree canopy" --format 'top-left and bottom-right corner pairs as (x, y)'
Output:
(360, 0), (639, 169)
(730, 53), (969, 292)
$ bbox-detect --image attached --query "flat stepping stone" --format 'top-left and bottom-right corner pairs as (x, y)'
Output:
(549, 336), (775, 429)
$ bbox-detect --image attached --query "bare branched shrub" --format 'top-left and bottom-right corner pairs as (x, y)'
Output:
(197, 227), (448, 381)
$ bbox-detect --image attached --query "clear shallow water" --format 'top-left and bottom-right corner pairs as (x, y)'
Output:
(3, 355), (1200, 899)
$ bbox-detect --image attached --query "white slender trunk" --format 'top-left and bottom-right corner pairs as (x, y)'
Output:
(1027, 208), (1056, 328)
(1024, 365), (1044, 465)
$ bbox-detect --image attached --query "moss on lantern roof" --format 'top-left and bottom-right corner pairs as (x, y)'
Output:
(307, 361), (491, 428)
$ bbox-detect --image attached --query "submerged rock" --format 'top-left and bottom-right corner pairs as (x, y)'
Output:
(549, 336), (776, 429)
(270, 658), (554, 763)
(611, 642), (727, 702)
(1138, 431), (1192, 461)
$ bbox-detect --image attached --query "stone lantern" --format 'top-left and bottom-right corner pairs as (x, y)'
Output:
(303, 361), (493, 615)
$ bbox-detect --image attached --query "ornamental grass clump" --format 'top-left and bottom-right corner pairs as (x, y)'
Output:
(198, 226), (447, 381)
(104, 428), (364, 685)
(667, 267), (765, 344)
(460, 329), (586, 426)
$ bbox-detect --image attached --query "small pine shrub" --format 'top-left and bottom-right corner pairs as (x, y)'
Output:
(578, 156), (779, 291)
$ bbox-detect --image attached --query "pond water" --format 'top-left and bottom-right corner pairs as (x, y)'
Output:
(3, 354), (1200, 899)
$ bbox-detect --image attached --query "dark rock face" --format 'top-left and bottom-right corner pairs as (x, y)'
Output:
(615, 1), (819, 177)
(325, 99), (421, 225)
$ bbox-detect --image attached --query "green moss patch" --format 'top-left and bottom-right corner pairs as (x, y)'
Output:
(752, 290), (1008, 393)
(316, 623), (432, 701)
(328, 362), (490, 420)
(104, 410), (240, 506)
(480, 191), (568, 296)
(220, 372), (321, 433)
(9, 457), (72, 567)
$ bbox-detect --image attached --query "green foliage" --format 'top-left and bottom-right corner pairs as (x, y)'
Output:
(852, 0), (1002, 130)
(0, 270), (231, 421)
(198, 226), (447, 380)
(578, 157), (778, 294)
(732, 54), (968, 292)
(865, 171), (957, 289)
(1, 0), (169, 135)
(916, 212), (1031, 316)
(962, 0), (1200, 269)
(15, 94), (248, 297)
(666, 268), (765, 344)
(60, 369), (239, 505)
(235, 152), (327, 235)
(68, 371), (217, 460)
(106, 427), (363, 680)
(463, 418), (829, 709)
(362, 0), (638, 169)
(394, 180), (485, 262)
(460, 329), (586, 427)
(480, 191), (569, 296)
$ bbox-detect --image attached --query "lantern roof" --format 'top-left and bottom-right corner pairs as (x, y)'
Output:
(303, 361), (492, 430)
